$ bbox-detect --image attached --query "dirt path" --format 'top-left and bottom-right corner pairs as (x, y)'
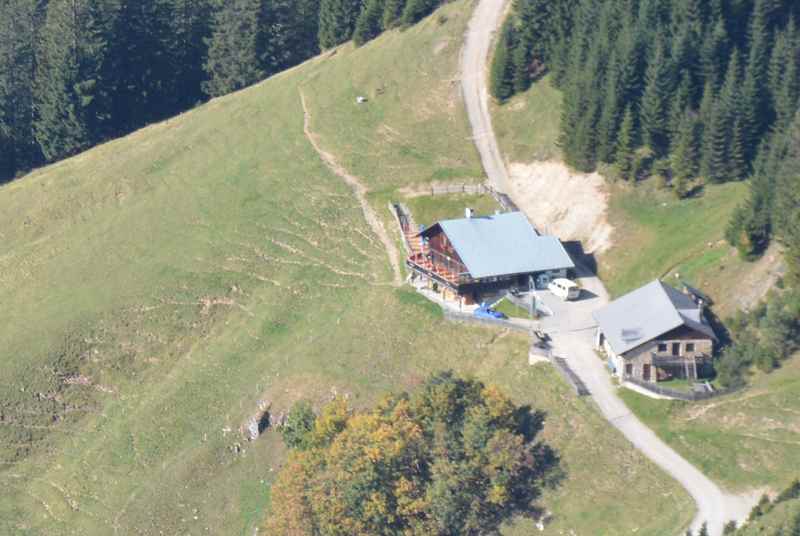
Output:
(299, 92), (403, 287)
(460, 1), (756, 533)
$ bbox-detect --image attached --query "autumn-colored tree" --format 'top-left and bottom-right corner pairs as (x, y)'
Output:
(264, 372), (559, 535)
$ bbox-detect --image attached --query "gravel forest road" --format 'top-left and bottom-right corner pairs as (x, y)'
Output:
(459, 1), (755, 534)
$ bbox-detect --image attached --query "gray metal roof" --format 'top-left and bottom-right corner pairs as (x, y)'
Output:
(592, 280), (717, 356)
(424, 211), (575, 279)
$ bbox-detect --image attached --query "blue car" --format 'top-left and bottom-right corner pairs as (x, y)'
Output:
(474, 304), (507, 320)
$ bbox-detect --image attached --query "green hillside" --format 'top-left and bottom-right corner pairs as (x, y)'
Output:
(0, 3), (693, 534)
(620, 356), (800, 493)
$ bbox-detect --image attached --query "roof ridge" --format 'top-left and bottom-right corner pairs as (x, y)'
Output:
(656, 279), (687, 327)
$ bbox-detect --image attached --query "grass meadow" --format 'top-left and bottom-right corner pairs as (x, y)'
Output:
(620, 356), (800, 492)
(0, 3), (695, 534)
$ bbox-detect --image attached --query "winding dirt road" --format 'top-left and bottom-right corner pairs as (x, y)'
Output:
(459, 1), (755, 534)
(460, 0), (511, 194)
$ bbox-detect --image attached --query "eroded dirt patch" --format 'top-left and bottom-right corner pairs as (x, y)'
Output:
(507, 161), (614, 253)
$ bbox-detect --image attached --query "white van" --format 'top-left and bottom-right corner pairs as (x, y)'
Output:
(548, 278), (581, 301)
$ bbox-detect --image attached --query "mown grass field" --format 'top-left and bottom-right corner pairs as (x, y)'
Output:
(620, 356), (800, 492)
(0, 3), (695, 534)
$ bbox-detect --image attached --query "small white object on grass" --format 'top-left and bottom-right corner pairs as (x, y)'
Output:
(356, 96), (367, 104)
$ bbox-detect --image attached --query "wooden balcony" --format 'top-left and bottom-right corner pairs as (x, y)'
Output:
(407, 249), (473, 289)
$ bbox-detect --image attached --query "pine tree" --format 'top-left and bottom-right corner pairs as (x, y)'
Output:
(318, 0), (361, 49)
(382, 0), (406, 29)
(615, 105), (636, 180)
(639, 37), (674, 154)
(353, 0), (385, 46)
(489, 23), (514, 102)
(203, 0), (265, 98)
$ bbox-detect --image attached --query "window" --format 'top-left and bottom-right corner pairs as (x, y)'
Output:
(657, 343), (668, 352)
(686, 343), (695, 353)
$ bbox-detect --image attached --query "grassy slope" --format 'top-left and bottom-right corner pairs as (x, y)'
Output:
(0, 4), (694, 534)
(492, 75), (563, 162)
(601, 179), (749, 299)
(620, 357), (800, 492)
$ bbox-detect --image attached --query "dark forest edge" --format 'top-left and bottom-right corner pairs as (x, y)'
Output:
(0, 0), (447, 184)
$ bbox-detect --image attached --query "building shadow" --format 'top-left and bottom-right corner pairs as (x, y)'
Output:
(563, 240), (598, 276)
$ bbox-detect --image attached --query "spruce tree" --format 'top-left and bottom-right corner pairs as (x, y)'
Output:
(668, 72), (692, 139)
(382, 0), (406, 29)
(0, 0), (44, 179)
(699, 19), (729, 88)
(639, 37), (674, 155)
(168, 0), (214, 111)
(33, 0), (106, 162)
(259, 0), (301, 75)
(700, 100), (730, 182)
(596, 55), (622, 163)
(104, 0), (175, 133)
(729, 118), (747, 180)
(203, 0), (265, 98)
(291, 0), (322, 59)
(615, 105), (636, 180)
(511, 41), (531, 94)
(318, 0), (361, 49)
(400, 0), (438, 26)
(489, 23), (515, 102)
(670, 111), (698, 191)
(354, 0), (385, 46)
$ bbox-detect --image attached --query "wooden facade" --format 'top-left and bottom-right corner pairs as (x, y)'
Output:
(406, 222), (567, 304)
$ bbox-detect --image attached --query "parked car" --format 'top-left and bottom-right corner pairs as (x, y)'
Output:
(548, 278), (581, 301)
(474, 304), (507, 320)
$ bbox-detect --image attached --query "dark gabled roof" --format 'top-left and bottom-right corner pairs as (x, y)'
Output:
(592, 280), (717, 355)
(421, 211), (575, 279)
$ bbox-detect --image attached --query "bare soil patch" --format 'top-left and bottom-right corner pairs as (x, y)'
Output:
(507, 161), (614, 253)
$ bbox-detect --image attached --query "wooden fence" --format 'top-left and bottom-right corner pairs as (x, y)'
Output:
(422, 183), (519, 213)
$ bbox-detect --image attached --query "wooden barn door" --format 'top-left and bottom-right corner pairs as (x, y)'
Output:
(643, 364), (652, 381)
